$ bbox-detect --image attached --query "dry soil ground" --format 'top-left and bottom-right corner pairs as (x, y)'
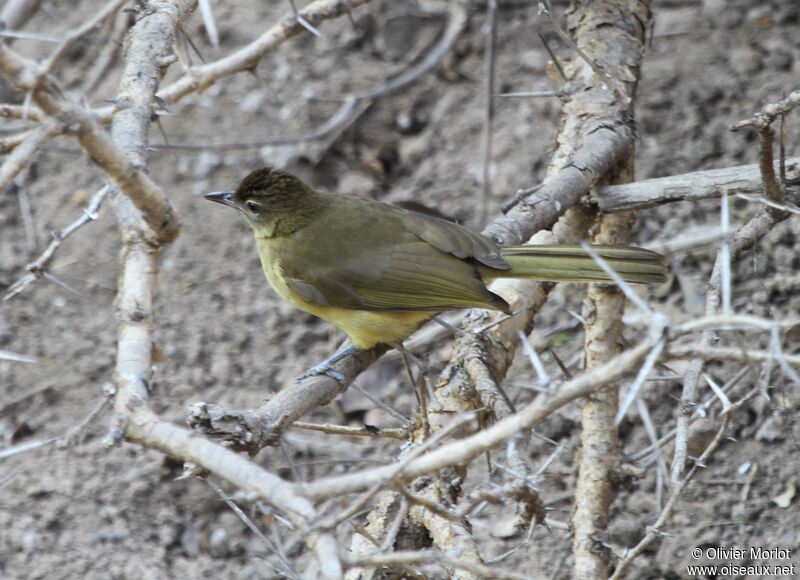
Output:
(1, 0), (800, 578)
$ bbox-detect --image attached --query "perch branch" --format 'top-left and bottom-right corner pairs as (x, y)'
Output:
(190, 0), (651, 452)
(298, 311), (791, 500)
(302, 336), (660, 499)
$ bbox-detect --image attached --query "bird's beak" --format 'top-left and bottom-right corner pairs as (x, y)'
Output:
(204, 191), (237, 209)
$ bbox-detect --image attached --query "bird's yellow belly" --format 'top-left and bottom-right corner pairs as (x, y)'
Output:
(303, 306), (433, 349)
(258, 244), (432, 349)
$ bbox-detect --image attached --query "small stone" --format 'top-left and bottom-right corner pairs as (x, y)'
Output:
(91, 531), (106, 545)
(519, 49), (547, 73)
(719, 8), (744, 29)
(26, 478), (58, 498)
(21, 532), (40, 552)
(158, 524), (178, 547)
(208, 527), (229, 558)
(363, 408), (397, 428)
(239, 89), (266, 113)
(729, 47), (763, 76)
(99, 505), (120, 522)
(764, 49), (793, 71)
(756, 413), (785, 442)
(193, 151), (222, 179)
(180, 524), (199, 558)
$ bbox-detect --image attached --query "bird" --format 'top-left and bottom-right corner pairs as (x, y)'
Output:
(205, 167), (666, 376)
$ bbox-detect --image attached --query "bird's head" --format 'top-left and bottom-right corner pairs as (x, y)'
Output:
(205, 167), (323, 237)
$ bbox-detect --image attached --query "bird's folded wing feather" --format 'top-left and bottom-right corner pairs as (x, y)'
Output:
(399, 210), (510, 270)
(282, 234), (507, 312)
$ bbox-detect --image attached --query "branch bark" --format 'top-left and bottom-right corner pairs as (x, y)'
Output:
(591, 156), (800, 212)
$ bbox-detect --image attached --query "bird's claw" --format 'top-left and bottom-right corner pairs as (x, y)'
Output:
(296, 363), (346, 384)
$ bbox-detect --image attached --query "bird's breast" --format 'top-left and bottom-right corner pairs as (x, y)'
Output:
(254, 236), (432, 348)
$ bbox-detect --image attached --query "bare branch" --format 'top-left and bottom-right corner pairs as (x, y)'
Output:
(479, 0), (498, 226)
(292, 421), (408, 440)
(0, 44), (181, 243)
(591, 156), (800, 213)
(574, 208), (634, 576)
(729, 88), (800, 131)
(37, 0), (127, 81)
(0, 119), (61, 191)
(5, 185), (109, 301)
(158, 0), (375, 104)
(346, 549), (535, 580)
(0, 350), (37, 364)
(0, 0), (43, 32)
(302, 337), (660, 500)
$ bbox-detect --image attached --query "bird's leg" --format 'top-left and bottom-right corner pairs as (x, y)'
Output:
(392, 342), (431, 438)
(431, 315), (465, 336)
(295, 343), (356, 384)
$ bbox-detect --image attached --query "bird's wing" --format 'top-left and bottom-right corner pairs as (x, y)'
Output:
(281, 230), (508, 313)
(398, 210), (510, 270)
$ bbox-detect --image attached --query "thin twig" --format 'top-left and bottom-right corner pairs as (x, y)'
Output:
(208, 480), (301, 579)
(320, 2), (467, 101)
(346, 549), (530, 580)
(37, 0), (127, 82)
(0, 350), (37, 363)
(537, 0), (623, 101)
(153, 98), (366, 150)
(5, 185), (109, 301)
(197, 0), (219, 48)
(479, 0), (497, 226)
(153, 0), (376, 105)
(0, 120), (61, 192)
(612, 385), (759, 579)
(292, 421), (408, 440)
(288, 0), (323, 37)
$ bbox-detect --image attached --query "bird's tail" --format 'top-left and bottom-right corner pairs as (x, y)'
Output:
(482, 245), (668, 285)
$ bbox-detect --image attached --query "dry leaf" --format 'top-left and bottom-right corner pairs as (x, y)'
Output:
(772, 477), (796, 508)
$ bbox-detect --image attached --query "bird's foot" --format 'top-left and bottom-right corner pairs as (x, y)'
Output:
(295, 344), (357, 385)
(295, 362), (346, 384)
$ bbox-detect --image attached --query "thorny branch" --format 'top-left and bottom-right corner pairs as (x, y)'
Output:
(148, 0), (375, 105)
(670, 94), (794, 487)
(4, 1), (800, 578)
(4, 185), (110, 301)
(0, 43), (181, 243)
(189, 0), (652, 453)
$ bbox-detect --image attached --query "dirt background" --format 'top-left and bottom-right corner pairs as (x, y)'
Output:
(2, 0), (800, 578)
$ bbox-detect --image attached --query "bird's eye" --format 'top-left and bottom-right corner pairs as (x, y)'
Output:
(245, 201), (260, 214)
